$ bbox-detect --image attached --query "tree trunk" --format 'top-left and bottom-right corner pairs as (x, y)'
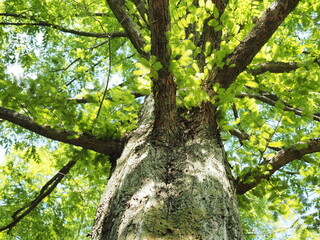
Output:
(91, 96), (242, 239)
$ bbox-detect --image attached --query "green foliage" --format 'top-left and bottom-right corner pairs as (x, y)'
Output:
(0, 0), (319, 239)
(0, 145), (110, 239)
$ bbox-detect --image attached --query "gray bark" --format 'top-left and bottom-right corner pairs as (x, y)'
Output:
(91, 96), (242, 239)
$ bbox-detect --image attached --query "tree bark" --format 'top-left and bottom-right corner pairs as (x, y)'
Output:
(90, 1), (302, 239)
(91, 96), (242, 239)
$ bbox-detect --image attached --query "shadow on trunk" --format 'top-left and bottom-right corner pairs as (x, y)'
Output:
(91, 96), (242, 239)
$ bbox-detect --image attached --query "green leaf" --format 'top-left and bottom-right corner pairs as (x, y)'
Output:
(214, 25), (224, 31)
(245, 81), (259, 88)
(213, 6), (219, 19)
(133, 69), (150, 76)
(208, 19), (219, 27)
(268, 142), (284, 148)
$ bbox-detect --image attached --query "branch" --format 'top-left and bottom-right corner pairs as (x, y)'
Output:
(106, 0), (148, 58)
(0, 13), (126, 38)
(0, 22), (126, 38)
(0, 106), (124, 161)
(247, 60), (319, 76)
(0, 159), (77, 232)
(236, 138), (320, 195)
(236, 92), (320, 122)
(149, 0), (177, 134)
(248, 61), (299, 75)
(212, 0), (301, 89)
(67, 97), (96, 104)
(228, 128), (281, 151)
(51, 58), (81, 72)
(229, 129), (249, 144)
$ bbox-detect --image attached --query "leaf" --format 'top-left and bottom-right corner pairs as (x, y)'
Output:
(133, 62), (150, 76)
(213, 6), (219, 19)
(133, 69), (150, 76)
(152, 62), (163, 71)
(245, 81), (259, 88)
(208, 19), (219, 27)
(268, 142), (284, 148)
(214, 25), (224, 31)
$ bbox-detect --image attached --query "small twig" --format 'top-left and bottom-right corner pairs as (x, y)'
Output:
(73, 1), (115, 121)
(0, 21), (125, 38)
(95, 38), (112, 120)
(228, 128), (282, 151)
(243, 218), (299, 236)
(258, 113), (283, 164)
(50, 58), (80, 72)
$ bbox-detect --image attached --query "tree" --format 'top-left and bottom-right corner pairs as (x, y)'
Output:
(0, 0), (319, 239)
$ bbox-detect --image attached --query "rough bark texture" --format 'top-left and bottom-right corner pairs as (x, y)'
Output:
(91, 96), (242, 239)
(89, 0), (302, 239)
(149, 0), (177, 136)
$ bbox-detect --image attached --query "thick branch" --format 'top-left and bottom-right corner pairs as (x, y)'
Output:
(247, 60), (319, 75)
(248, 61), (299, 75)
(0, 106), (124, 161)
(212, 0), (300, 89)
(149, 0), (176, 134)
(106, 0), (148, 58)
(237, 92), (320, 122)
(236, 138), (320, 195)
(0, 159), (77, 232)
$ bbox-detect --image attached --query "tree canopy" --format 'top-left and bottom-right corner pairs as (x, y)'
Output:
(0, 0), (319, 239)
